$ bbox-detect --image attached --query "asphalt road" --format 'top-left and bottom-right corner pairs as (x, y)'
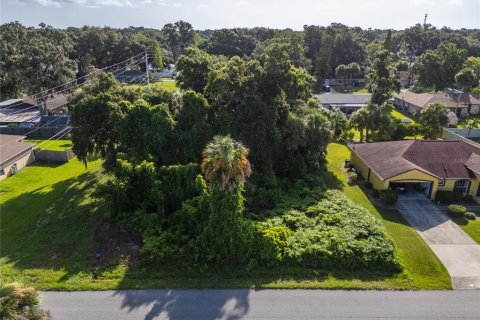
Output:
(41, 289), (480, 320)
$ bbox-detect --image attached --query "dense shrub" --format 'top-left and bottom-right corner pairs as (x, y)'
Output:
(261, 190), (399, 271)
(380, 190), (398, 205)
(364, 181), (373, 189)
(372, 189), (380, 198)
(465, 212), (477, 220)
(0, 283), (50, 320)
(347, 172), (358, 185)
(448, 205), (466, 218)
(435, 191), (464, 204)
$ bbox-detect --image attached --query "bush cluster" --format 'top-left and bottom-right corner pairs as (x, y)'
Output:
(261, 190), (399, 271)
(0, 283), (50, 320)
(448, 204), (466, 218)
(347, 172), (358, 185)
(465, 212), (477, 220)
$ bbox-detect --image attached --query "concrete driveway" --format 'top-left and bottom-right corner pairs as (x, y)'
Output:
(396, 199), (480, 289)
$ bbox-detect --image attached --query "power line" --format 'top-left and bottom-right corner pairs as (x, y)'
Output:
(24, 51), (147, 101)
(2, 56), (147, 115)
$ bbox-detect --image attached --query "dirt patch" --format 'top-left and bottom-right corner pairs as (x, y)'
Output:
(92, 223), (142, 267)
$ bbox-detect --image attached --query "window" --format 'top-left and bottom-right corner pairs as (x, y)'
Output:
(438, 179), (445, 187)
(454, 180), (469, 193)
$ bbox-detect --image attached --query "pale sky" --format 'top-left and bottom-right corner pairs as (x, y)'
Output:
(1, 0), (479, 30)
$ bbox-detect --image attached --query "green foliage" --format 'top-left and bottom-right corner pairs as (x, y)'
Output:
(347, 172), (357, 185)
(455, 68), (477, 91)
(372, 189), (380, 198)
(414, 42), (468, 91)
(419, 102), (449, 138)
(367, 49), (400, 106)
(0, 283), (50, 320)
(379, 190), (398, 205)
(465, 212), (477, 220)
(395, 60), (409, 72)
(176, 47), (215, 92)
(262, 190), (399, 270)
(448, 205), (466, 217)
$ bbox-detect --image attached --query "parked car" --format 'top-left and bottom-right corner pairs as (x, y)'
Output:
(322, 85), (331, 92)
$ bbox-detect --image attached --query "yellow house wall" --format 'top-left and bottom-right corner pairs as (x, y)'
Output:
(350, 152), (386, 190)
(385, 170), (439, 199)
(350, 149), (480, 199)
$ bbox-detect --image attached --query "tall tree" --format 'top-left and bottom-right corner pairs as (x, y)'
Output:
(176, 47), (215, 92)
(415, 42), (467, 91)
(419, 102), (449, 139)
(201, 135), (252, 192)
(455, 68), (477, 91)
(367, 49), (400, 106)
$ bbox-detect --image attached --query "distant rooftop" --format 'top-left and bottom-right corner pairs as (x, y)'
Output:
(317, 93), (371, 105)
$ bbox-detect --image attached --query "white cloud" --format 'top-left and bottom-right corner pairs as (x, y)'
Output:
(237, 1), (250, 5)
(18, 0), (137, 7)
(448, 0), (463, 5)
(408, 0), (435, 5)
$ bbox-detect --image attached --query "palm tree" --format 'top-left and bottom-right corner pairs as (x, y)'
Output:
(348, 108), (370, 142)
(201, 135), (252, 192)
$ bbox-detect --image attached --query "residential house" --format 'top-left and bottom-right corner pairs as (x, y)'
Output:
(0, 134), (35, 180)
(316, 93), (371, 115)
(349, 140), (480, 200)
(394, 91), (480, 117)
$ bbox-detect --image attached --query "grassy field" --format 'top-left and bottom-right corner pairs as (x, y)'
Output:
(326, 143), (451, 289)
(24, 138), (73, 151)
(0, 144), (451, 290)
(391, 109), (417, 124)
(453, 218), (480, 244)
(128, 79), (179, 92)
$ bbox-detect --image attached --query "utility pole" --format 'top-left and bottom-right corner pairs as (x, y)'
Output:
(423, 13), (428, 29)
(145, 51), (150, 88)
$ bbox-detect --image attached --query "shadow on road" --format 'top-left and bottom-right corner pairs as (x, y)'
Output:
(113, 289), (250, 320)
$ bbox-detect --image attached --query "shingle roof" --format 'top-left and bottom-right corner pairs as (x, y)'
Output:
(394, 92), (480, 109)
(317, 93), (371, 105)
(0, 134), (35, 166)
(350, 140), (480, 180)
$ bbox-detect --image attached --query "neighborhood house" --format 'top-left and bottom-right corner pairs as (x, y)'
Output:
(349, 140), (480, 200)
(317, 93), (371, 115)
(394, 91), (480, 117)
(0, 134), (35, 180)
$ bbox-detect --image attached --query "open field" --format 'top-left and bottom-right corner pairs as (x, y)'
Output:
(0, 145), (451, 290)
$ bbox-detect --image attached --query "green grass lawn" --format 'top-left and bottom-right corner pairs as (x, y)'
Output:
(24, 138), (73, 151)
(0, 144), (451, 290)
(391, 110), (417, 124)
(128, 79), (179, 92)
(326, 143), (451, 290)
(453, 218), (480, 244)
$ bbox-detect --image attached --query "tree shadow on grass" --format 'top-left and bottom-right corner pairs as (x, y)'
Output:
(0, 169), (111, 286)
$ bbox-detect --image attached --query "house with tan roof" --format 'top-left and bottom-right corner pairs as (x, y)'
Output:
(394, 91), (480, 117)
(349, 140), (480, 200)
(0, 134), (35, 180)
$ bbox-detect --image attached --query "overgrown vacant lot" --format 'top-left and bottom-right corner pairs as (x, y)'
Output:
(0, 145), (451, 290)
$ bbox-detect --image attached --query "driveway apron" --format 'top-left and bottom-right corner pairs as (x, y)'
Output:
(396, 199), (480, 289)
